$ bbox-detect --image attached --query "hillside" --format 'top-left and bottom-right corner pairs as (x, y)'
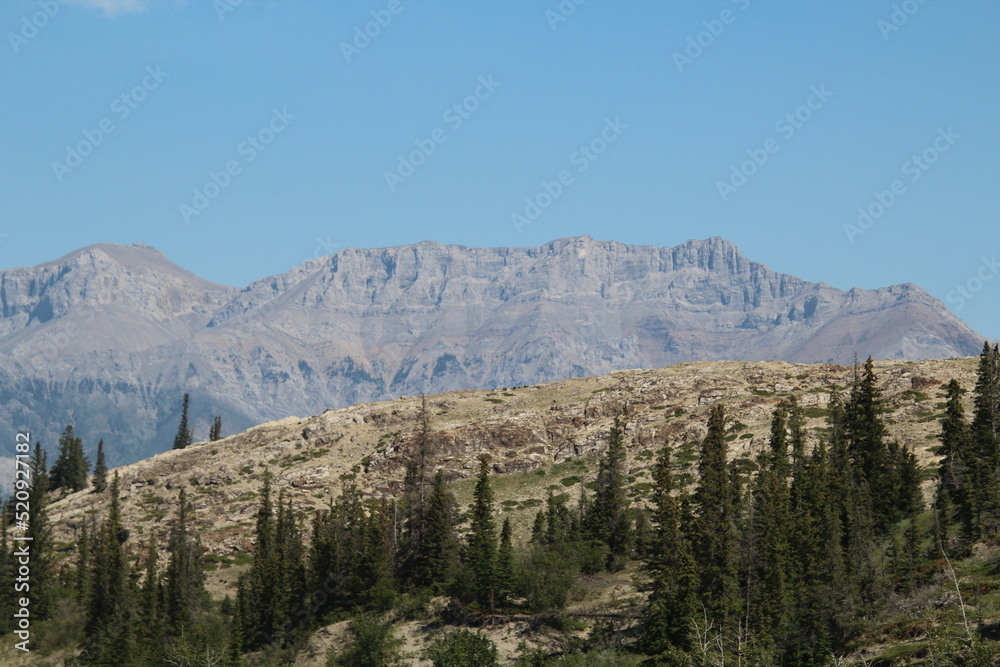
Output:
(0, 237), (984, 467)
(26, 355), (995, 665)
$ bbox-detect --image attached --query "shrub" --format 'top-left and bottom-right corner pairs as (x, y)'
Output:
(425, 629), (499, 667)
(328, 613), (402, 667)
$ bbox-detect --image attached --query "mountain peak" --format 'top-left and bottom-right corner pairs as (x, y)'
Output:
(0, 236), (984, 465)
(36, 242), (232, 290)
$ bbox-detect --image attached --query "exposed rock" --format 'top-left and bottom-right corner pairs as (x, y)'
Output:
(0, 237), (984, 468)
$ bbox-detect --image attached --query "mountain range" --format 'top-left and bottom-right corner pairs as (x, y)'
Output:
(0, 235), (983, 465)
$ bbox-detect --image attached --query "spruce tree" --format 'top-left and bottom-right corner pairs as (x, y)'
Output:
(418, 469), (458, 591)
(209, 416), (223, 441)
(50, 425), (89, 492)
(936, 380), (973, 539)
(139, 540), (164, 662)
(164, 489), (206, 634)
(26, 443), (54, 621)
(585, 414), (632, 565)
(693, 404), (739, 626)
(0, 505), (11, 636)
(970, 342), (1000, 536)
(496, 518), (515, 606)
(85, 471), (135, 664)
(641, 444), (699, 656)
(467, 456), (497, 609)
(241, 473), (277, 649)
(747, 404), (794, 652)
(174, 393), (193, 450)
(92, 439), (108, 493)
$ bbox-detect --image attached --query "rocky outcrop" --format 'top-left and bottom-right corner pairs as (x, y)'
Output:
(0, 237), (983, 466)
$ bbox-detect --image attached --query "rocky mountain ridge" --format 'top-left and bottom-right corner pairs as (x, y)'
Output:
(0, 236), (983, 466)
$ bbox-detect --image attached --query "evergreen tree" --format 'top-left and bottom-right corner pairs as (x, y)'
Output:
(693, 404), (739, 626)
(747, 404), (794, 652)
(75, 514), (96, 601)
(164, 489), (206, 634)
(467, 456), (497, 609)
(0, 504), (11, 636)
(970, 342), (1000, 536)
(209, 415), (223, 441)
(273, 492), (308, 641)
(26, 442), (55, 621)
(496, 518), (515, 606)
(50, 425), (89, 492)
(92, 439), (108, 493)
(641, 444), (699, 657)
(417, 469), (458, 591)
(585, 414), (632, 566)
(174, 392), (193, 450)
(139, 540), (164, 663)
(84, 471), (135, 665)
(241, 473), (277, 649)
(787, 438), (845, 665)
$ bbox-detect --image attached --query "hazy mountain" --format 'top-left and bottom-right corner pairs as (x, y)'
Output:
(0, 236), (982, 465)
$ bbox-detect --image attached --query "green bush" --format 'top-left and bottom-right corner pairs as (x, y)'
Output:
(328, 614), (402, 667)
(425, 629), (499, 667)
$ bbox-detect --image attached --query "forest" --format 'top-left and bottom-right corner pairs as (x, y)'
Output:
(2, 345), (999, 666)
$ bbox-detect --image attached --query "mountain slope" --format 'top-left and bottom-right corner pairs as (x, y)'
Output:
(0, 236), (983, 466)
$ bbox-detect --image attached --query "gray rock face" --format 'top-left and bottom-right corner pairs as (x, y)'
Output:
(0, 236), (983, 465)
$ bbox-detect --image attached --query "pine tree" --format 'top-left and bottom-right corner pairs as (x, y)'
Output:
(936, 380), (973, 540)
(85, 471), (135, 664)
(174, 393), (193, 450)
(496, 518), (515, 606)
(418, 469), (458, 591)
(467, 456), (497, 609)
(693, 404), (739, 626)
(241, 473), (277, 649)
(0, 504), (11, 636)
(75, 515), (95, 601)
(747, 404), (794, 651)
(970, 342), (1000, 536)
(164, 489), (206, 634)
(26, 443), (54, 621)
(585, 414), (632, 565)
(209, 416), (223, 442)
(641, 444), (699, 656)
(50, 425), (89, 492)
(272, 492), (308, 641)
(92, 439), (108, 493)
(139, 540), (164, 662)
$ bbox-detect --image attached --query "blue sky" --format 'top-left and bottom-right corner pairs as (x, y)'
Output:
(1, 0), (998, 339)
